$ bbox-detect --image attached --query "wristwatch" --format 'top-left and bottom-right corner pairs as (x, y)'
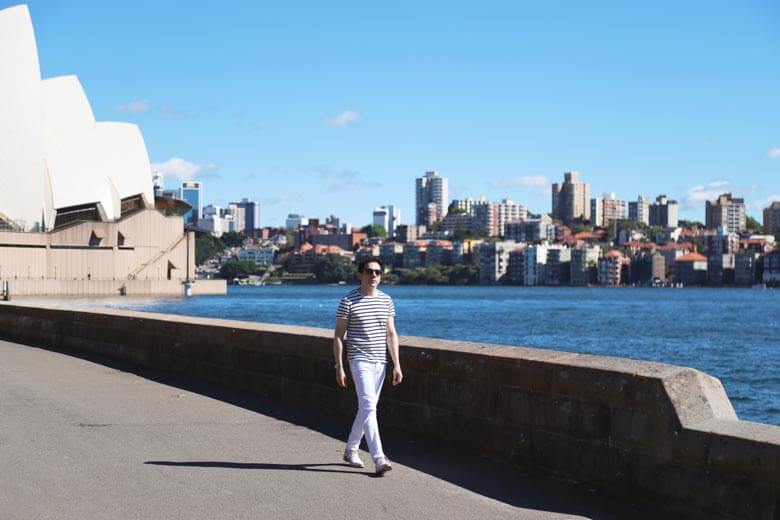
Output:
(334, 362), (342, 369)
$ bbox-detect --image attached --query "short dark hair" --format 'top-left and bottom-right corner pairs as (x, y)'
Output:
(358, 256), (384, 273)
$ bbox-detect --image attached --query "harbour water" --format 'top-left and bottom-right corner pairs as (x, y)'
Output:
(34, 285), (780, 426)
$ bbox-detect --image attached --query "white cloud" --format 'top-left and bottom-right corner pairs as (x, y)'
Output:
(150, 157), (217, 181)
(326, 110), (360, 127)
(683, 180), (733, 208)
(114, 100), (151, 113)
(768, 147), (780, 159)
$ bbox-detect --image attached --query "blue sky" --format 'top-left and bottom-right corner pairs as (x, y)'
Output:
(7, 0), (780, 227)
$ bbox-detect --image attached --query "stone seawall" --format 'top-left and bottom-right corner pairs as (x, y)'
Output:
(0, 302), (777, 519)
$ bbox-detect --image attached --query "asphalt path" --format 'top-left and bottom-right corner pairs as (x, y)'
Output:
(0, 339), (676, 519)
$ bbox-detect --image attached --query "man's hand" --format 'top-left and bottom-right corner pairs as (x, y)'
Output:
(392, 366), (403, 386)
(336, 366), (347, 388)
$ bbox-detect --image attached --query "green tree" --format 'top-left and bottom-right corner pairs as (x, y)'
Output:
(360, 224), (387, 239)
(220, 231), (246, 248)
(218, 259), (258, 280)
(312, 254), (356, 283)
(195, 233), (227, 265)
(446, 264), (479, 285)
(746, 216), (763, 233)
(679, 219), (704, 229)
(571, 223), (592, 234)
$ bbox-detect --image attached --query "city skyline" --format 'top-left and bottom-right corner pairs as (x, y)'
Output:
(10, 0), (779, 227)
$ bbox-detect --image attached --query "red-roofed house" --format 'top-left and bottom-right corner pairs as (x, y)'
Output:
(675, 252), (708, 286)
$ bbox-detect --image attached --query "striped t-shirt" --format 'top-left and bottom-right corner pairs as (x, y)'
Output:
(336, 288), (396, 363)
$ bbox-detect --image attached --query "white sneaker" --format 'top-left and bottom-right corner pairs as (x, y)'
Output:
(374, 457), (393, 476)
(343, 449), (364, 468)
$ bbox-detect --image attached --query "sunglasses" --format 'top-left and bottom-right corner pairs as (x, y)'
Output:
(363, 268), (382, 276)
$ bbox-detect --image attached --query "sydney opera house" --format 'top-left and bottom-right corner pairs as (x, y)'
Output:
(0, 5), (224, 296)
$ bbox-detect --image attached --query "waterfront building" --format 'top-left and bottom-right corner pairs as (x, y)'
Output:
(734, 251), (759, 285)
(628, 196), (651, 225)
(597, 250), (627, 286)
(478, 240), (516, 285)
(764, 201), (780, 236)
(762, 250), (780, 285)
(402, 241), (425, 268)
(237, 246), (277, 265)
(590, 193), (626, 228)
(544, 246), (571, 285)
(649, 195), (679, 228)
(707, 253), (735, 286)
(570, 246), (600, 286)
(674, 252), (708, 286)
(551, 171), (590, 225)
(380, 242), (404, 268)
(706, 193), (746, 233)
(285, 214), (307, 229)
(523, 244), (552, 286)
(426, 240), (453, 266)
(416, 171), (448, 226)
(705, 226), (739, 256)
(630, 251), (663, 285)
(507, 247), (525, 285)
(181, 181), (203, 225)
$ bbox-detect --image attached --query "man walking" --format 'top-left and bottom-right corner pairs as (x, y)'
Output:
(334, 257), (402, 475)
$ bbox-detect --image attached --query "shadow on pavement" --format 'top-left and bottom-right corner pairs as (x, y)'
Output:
(32, 344), (681, 520)
(145, 461), (369, 476)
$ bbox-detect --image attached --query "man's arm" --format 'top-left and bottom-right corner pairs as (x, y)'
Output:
(387, 316), (403, 386)
(333, 318), (348, 388)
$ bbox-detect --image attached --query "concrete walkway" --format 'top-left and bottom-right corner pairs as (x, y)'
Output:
(0, 339), (674, 520)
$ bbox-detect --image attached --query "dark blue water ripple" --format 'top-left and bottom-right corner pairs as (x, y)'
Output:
(61, 285), (780, 426)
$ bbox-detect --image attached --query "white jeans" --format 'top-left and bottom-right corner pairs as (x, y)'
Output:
(346, 359), (387, 460)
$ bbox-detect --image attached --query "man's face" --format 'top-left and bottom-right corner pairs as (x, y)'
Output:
(361, 262), (382, 288)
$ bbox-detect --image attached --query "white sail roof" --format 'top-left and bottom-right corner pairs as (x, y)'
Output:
(0, 5), (154, 231)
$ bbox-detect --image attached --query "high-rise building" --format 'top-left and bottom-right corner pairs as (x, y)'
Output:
(628, 196), (650, 225)
(570, 247), (600, 286)
(705, 193), (746, 233)
(227, 203), (246, 233)
(372, 205), (401, 236)
(234, 198), (260, 231)
(649, 195), (679, 228)
(181, 181), (202, 224)
(478, 240), (516, 285)
(590, 193), (626, 228)
(415, 171), (448, 226)
(285, 214), (307, 229)
(551, 171), (590, 225)
(152, 171), (164, 197)
(763, 201), (780, 236)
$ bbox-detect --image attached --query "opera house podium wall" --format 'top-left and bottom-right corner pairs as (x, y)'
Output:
(0, 209), (226, 297)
